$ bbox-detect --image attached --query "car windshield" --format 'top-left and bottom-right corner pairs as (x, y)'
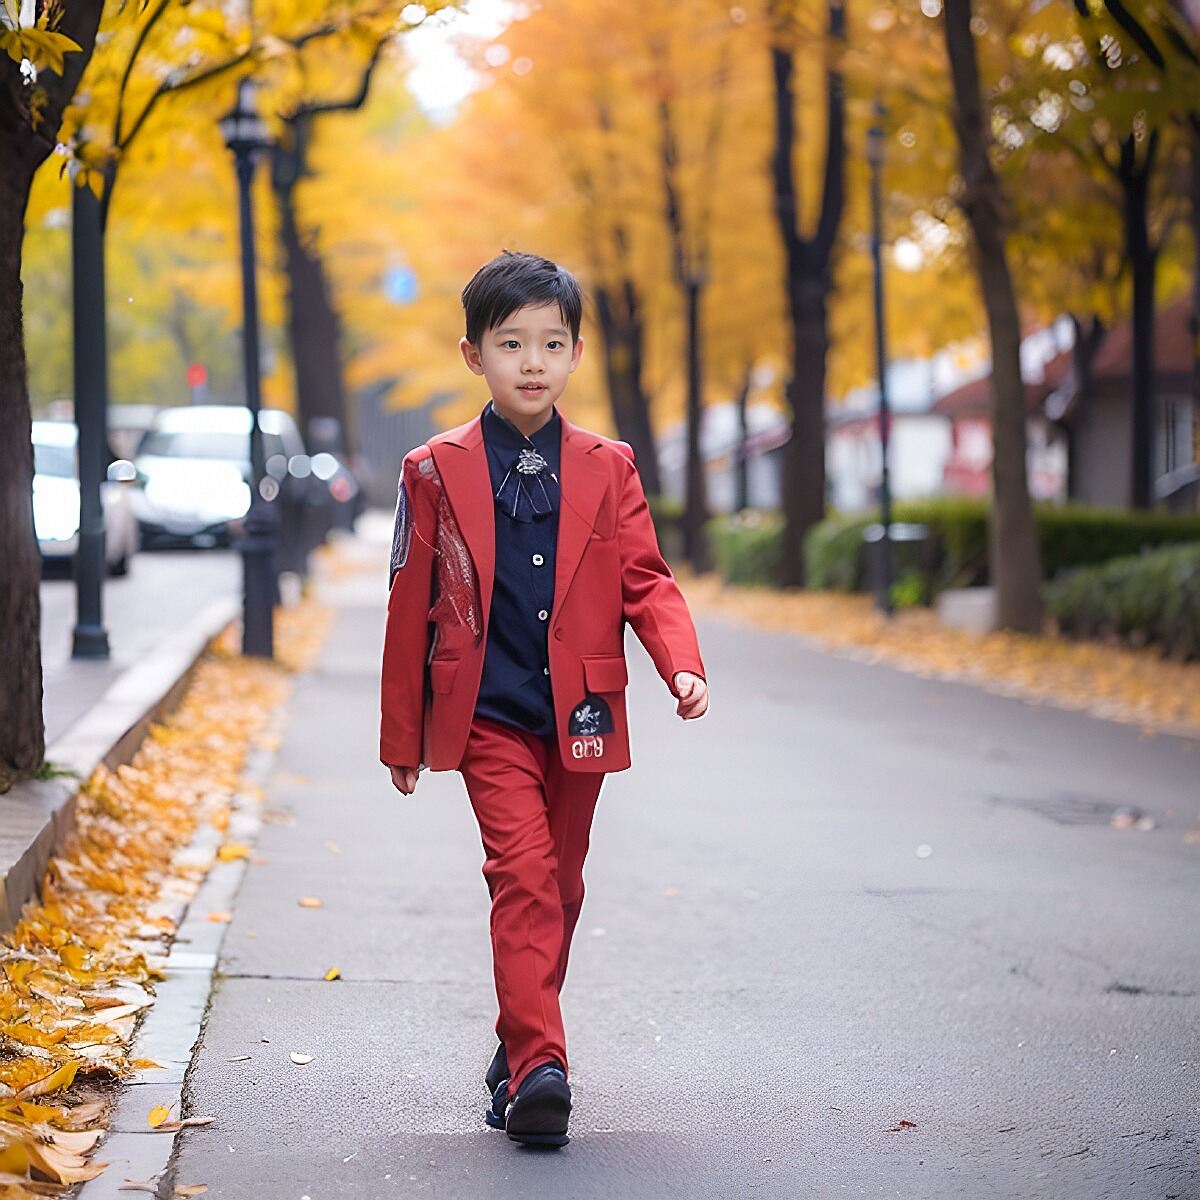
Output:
(33, 443), (76, 478)
(138, 430), (287, 461)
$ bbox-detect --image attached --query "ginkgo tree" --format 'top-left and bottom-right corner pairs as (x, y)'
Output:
(0, 0), (449, 789)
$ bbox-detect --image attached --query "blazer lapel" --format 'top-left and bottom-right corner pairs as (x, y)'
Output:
(553, 417), (608, 620)
(429, 417), (496, 625)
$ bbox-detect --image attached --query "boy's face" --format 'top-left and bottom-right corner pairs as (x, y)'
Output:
(460, 301), (584, 437)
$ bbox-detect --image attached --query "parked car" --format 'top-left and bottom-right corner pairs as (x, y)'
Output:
(107, 403), (162, 461)
(31, 420), (139, 575)
(131, 405), (305, 548)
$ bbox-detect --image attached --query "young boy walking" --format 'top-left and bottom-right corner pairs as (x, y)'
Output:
(379, 250), (708, 1149)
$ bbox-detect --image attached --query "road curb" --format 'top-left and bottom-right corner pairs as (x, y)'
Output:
(75, 733), (280, 1200)
(0, 594), (240, 933)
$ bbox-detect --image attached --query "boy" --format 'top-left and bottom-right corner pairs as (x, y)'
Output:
(379, 250), (708, 1149)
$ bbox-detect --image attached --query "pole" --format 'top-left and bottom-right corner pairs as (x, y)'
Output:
(869, 106), (894, 616)
(233, 146), (276, 658)
(71, 180), (110, 659)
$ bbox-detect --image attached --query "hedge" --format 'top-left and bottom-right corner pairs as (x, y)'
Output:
(706, 510), (783, 586)
(800, 499), (1200, 594)
(1046, 543), (1200, 660)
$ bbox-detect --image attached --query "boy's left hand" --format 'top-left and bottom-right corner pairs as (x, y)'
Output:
(672, 672), (709, 720)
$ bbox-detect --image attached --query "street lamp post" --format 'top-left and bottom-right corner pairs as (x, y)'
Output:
(220, 78), (278, 658)
(70, 176), (111, 659)
(866, 105), (895, 616)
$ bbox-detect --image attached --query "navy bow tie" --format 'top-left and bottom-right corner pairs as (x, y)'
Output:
(495, 446), (559, 522)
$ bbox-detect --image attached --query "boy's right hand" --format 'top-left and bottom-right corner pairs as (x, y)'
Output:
(388, 765), (419, 795)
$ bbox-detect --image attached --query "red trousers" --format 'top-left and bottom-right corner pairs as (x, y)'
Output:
(458, 716), (605, 1097)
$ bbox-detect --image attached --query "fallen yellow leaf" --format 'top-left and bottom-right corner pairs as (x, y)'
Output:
(297, 897), (322, 908)
(147, 1105), (171, 1127)
(206, 911), (232, 923)
(324, 967), (340, 981)
(217, 844), (250, 862)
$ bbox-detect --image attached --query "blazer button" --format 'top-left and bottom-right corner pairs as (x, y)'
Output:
(537, 609), (549, 621)
(532, 553), (544, 567)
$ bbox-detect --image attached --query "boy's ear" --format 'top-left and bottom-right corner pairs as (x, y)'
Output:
(460, 337), (485, 376)
(568, 334), (585, 373)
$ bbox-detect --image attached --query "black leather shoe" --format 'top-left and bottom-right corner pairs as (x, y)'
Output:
(484, 1043), (510, 1130)
(485, 1042), (508, 1095)
(503, 1060), (571, 1149)
(485, 1077), (509, 1130)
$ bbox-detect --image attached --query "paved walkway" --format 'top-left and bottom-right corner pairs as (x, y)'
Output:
(164, 527), (1198, 1199)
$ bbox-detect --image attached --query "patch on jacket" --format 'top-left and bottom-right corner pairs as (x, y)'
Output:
(568, 694), (614, 737)
(389, 478), (412, 587)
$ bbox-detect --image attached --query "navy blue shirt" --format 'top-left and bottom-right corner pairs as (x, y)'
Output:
(474, 401), (561, 736)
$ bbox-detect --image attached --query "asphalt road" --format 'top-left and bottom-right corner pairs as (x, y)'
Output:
(164, 551), (1199, 1199)
(40, 549), (240, 745)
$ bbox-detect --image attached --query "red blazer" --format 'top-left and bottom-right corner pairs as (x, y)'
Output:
(379, 412), (705, 774)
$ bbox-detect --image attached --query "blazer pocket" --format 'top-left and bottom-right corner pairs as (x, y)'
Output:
(583, 654), (628, 693)
(429, 658), (459, 695)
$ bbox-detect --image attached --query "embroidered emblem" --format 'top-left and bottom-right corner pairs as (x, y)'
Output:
(571, 736), (605, 759)
(568, 694), (614, 737)
(388, 478), (412, 587)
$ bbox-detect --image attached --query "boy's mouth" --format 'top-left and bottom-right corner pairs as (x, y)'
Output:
(518, 384), (546, 394)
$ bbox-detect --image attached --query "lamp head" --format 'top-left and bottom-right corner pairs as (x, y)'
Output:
(220, 78), (271, 157)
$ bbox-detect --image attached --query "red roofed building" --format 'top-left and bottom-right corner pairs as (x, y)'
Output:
(931, 299), (1198, 510)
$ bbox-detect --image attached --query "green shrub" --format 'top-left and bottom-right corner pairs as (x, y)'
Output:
(648, 494), (685, 561)
(805, 514), (872, 591)
(713, 500), (1200, 594)
(1046, 543), (1200, 660)
(706, 510), (783, 586)
(802, 500), (1200, 597)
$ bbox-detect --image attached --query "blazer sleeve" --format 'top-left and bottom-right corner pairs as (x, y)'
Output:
(380, 451), (437, 768)
(615, 452), (706, 692)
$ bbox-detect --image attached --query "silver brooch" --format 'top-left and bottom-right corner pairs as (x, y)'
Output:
(516, 448), (548, 475)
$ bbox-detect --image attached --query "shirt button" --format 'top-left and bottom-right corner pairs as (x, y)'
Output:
(543, 667), (550, 676)
(532, 553), (544, 567)
(538, 609), (549, 621)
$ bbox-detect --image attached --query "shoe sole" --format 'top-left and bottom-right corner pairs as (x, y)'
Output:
(507, 1129), (570, 1149)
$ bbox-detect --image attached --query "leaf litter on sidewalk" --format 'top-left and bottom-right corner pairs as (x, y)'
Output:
(0, 597), (332, 1197)
(681, 574), (1200, 735)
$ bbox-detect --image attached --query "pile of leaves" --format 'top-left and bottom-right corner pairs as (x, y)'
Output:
(0, 598), (331, 1197)
(682, 573), (1200, 734)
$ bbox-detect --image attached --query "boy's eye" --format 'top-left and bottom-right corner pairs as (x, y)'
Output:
(547, 341), (562, 350)
(503, 340), (520, 349)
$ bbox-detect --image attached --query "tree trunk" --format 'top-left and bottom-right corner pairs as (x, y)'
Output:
(271, 117), (352, 453)
(0, 145), (44, 791)
(682, 278), (709, 570)
(1192, 118), (1200, 470)
(1119, 132), (1159, 508)
(1064, 314), (1106, 502)
(769, 0), (845, 587)
(734, 360), (753, 512)
(0, 0), (106, 789)
(942, 0), (1043, 632)
(593, 279), (661, 495)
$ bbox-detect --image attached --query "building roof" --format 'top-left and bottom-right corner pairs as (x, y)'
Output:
(930, 296), (1195, 420)
(931, 350), (1070, 419)
(1090, 296), (1194, 381)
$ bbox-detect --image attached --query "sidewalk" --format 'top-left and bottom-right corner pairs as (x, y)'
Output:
(148, 515), (1198, 1199)
(1, 552), (241, 930)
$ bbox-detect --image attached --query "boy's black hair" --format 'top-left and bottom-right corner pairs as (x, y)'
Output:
(461, 250), (583, 346)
